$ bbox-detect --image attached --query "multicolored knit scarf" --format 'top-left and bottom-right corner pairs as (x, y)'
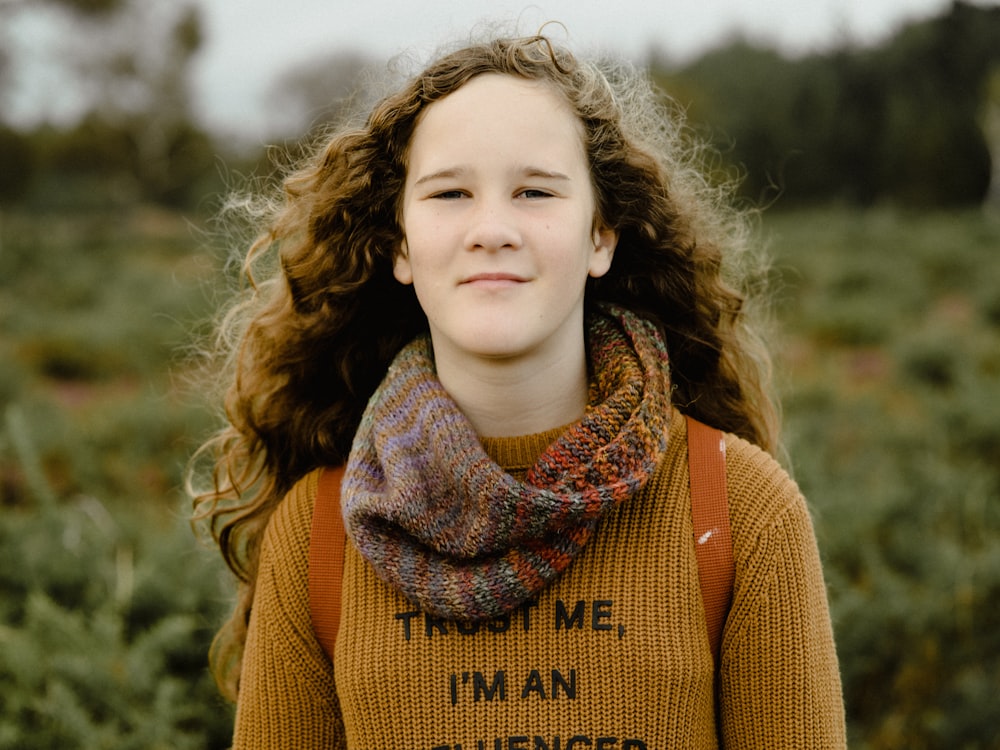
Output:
(341, 304), (671, 621)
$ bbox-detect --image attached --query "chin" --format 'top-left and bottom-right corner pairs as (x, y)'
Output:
(447, 328), (530, 361)
(465, 339), (528, 360)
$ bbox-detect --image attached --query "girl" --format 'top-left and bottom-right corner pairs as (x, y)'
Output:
(193, 32), (846, 749)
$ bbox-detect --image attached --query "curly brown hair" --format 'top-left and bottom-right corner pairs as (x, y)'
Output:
(191, 32), (778, 700)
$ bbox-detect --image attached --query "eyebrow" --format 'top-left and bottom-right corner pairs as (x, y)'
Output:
(413, 166), (572, 186)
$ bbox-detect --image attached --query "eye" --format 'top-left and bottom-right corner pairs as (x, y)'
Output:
(431, 189), (467, 200)
(517, 188), (554, 199)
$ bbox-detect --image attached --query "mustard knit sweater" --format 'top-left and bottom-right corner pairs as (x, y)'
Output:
(233, 410), (846, 748)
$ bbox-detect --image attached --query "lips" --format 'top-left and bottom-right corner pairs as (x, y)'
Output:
(460, 272), (529, 285)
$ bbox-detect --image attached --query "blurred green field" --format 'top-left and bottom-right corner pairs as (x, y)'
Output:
(1, 205), (998, 748)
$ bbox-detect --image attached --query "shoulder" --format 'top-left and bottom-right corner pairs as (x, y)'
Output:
(666, 411), (804, 515)
(720, 431), (820, 570)
(252, 468), (326, 633)
(666, 413), (810, 557)
(260, 468), (324, 566)
(723, 432), (803, 522)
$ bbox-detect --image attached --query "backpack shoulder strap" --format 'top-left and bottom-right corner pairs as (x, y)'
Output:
(686, 414), (734, 666)
(308, 465), (347, 660)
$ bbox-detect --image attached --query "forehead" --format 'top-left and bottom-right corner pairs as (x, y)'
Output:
(405, 74), (585, 168)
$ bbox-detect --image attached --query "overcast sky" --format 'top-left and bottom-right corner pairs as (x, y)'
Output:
(3, 0), (957, 141)
(191, 0), (952, 140)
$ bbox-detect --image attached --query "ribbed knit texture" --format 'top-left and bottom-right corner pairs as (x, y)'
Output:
(342, 305), (670, 621)
(232, 413), (847, 749)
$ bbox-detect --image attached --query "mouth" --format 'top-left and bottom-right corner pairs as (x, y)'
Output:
(460, 272), (529, 285)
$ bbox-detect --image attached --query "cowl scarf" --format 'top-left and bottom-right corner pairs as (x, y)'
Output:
(341, 304), (671, 621)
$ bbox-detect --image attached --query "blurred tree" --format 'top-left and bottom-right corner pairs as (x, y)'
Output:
(657, 40), (839, 205)
(825, 48), (888, 205)
(264, 51), (375, 139)
(53, 1), (210, 205)
(653, 0), (1000, 208)
(0, 0), (214, 208)
(0, 125), (34, 205)
(983, 67), (1000, 210)
(42, 0), (127, 12)
(864, 1), (994, 206)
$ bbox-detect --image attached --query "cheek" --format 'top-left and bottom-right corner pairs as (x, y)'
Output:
(396, 246), (444, 299)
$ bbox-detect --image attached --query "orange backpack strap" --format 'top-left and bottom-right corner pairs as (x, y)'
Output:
(308, 465), (347, 660)
(686, 414), (734, 666)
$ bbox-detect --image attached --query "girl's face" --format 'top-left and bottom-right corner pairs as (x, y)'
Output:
(395, 73), (617, 372)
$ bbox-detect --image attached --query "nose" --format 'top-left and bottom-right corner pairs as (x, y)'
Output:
(464, 197), (521, 252)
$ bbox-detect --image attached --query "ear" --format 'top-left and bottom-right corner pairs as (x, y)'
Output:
(588, 225), (618, 279)
(393, 239), (413, 285)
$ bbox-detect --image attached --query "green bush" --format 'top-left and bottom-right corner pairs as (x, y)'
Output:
(0, 207), (233, 747)
(0, 408), (234, 750)
(771, 207), (1000, 749)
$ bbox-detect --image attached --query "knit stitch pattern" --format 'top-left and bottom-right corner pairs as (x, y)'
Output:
(342, 305), (671, 621)
(231, 414), (847, 748)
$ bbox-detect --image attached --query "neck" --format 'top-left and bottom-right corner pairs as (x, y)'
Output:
(434, 345), (590, 438)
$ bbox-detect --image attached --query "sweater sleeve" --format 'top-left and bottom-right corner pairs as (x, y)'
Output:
(719, 437), (847, 749)
(232, 470), (346, 749)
